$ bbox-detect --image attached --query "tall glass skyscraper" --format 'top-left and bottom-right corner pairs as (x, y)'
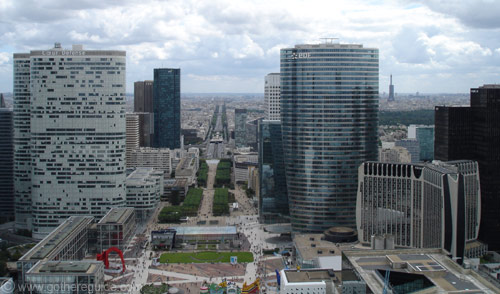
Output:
(258, 120), (289, 223)
(153, 68), (181, 149)
(280, 42), (379, 232)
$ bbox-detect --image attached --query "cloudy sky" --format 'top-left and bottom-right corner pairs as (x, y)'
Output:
(0, 0), (499, 93)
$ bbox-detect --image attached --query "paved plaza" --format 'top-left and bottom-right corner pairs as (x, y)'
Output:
(105, 158), (287, 293)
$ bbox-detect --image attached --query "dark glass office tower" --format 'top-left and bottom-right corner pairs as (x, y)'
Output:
(153, 68), (181, 149)
(280, 43), (379, 232)
(134, 80), (154, 113)
(435, 84), (500, 250)
(258, 120), (289, 224)
(0, 98), (14, 221)
(235, 109), (247, 148)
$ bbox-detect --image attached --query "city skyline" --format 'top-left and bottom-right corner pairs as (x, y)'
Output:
(0, 0), (500, 94)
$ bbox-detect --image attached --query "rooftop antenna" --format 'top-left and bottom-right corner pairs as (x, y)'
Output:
(320, 38), (339, 44)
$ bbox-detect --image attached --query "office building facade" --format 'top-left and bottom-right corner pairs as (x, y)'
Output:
(264, 73), (281, 120)
(14, 44), (127, 239)
(129, 147), (172, 177)
(408, 125), (434, 162)
(153, 68), (181, 149)
(126, 167), (163, 221)
(134, 80), (153, 113)
(357, 160), (483, 260)
(280, 43), (379, 232)
(13, 53), (32, 231)
(126, 113), (139, 167)
(258, 120), (289, 224)
(435, 85), (500, 250)
(234, 109), (247, 148)
(0, 103), (14, 221)
(395, 139), (420, 163)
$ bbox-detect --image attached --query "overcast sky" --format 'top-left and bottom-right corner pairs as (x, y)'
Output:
(1, 0), (500, 93)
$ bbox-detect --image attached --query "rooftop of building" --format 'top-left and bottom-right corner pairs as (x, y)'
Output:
(27, 260), (103, 275)
(292, 42), (371, 50)
(164, 178), (188, 188)
(16, 43), (126, 57)
(478, 84), (500, 89)
(172, 226), (237, 235)
(294, 234), (341, 261)
(98, 207), (134, 225)
(343, 248), (498, 293)
(126, 167), (163, 186)
(133, 147), (171, 153)
(283, 269), (337, 284)
(20, 216), (94, 261)
(176, 157), (196, 176)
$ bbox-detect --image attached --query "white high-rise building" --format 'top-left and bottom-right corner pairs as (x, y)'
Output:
(264, 73), (280, 120)
(126, 113), (139, 167)
(14, 43), (127, 239)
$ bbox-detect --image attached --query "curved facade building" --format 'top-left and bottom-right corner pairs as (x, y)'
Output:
(14, 44), (127, 239)
(280, 43), (379, 232)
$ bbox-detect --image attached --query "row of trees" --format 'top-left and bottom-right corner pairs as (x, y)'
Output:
(215, 159), (231, 187)
(197, 160), (208, 187)
(213, 188), (229, 216)
(158, 188), (203, 223)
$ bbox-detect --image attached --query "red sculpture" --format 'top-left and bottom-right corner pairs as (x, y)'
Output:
(96, 247), (126, 273)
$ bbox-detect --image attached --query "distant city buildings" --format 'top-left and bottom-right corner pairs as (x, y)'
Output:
(408, 124), (434, 162)
(280, 42), (379, 232)
(357, 160), (485, 261)
(0, 96), (14, 221)
(435, 84), (500, 250)
(234, 108), (247, 148)
(153, 68), (181, 149)
(245, 118), (259, 151)
(13, 44), (127, 238)
(134, 80), (153, 113)
(379, 146), (411, 163)
(264, 73), (280, 120)
(258, 120), (289, 224)
(395, 139), (420, 163)
(388, 74), (395, 102)
(134, 80), (154, 147)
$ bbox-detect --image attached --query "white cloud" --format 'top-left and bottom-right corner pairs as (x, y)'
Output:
(0, 0), (499, 93)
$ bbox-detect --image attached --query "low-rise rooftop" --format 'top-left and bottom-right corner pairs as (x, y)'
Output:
(20, 216), (93, 261)
(294, 234), (341, 261)
(344, 248), (499, 293)
(172, 226), (237, 235)
(98, 207), (134, 224)
(284, 269), (336, 283)
(27, 261), (102, 275)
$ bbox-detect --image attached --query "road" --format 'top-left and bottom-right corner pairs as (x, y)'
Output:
(206, 104), (226, 159)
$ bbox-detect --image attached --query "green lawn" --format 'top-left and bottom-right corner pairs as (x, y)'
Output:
(159, 251), (253, 264)
(140, 284), (168, 294)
